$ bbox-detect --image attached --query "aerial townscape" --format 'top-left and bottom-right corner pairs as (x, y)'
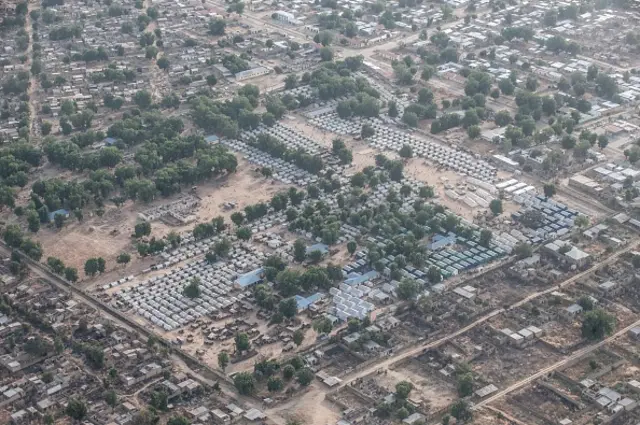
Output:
(5, 0), (640, 424)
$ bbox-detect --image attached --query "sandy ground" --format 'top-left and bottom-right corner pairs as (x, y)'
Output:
(265, 382), (342, 425)
(284, 115), (378, 171)
(377, 366), (456, 411)
(285, 114), (514, 222)
(405, 157), (522, 222)
(159, 155), (292, 227)
(37, 207), (139, 273)
(404, 157), (477, 220)
(37, 156), (290, 276)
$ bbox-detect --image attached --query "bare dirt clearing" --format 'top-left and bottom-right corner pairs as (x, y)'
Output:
(38, 156), (290, 274)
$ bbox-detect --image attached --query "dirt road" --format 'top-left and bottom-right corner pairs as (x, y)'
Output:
(474, 315), (640, 409)
(335, 238), (639, 389)
(25, 0), (39, 140)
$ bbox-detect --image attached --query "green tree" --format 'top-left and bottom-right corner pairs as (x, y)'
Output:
(236, 226), (252, 240)
(399, 144), (413, 158)
(278, 298), (298, 319)
(479, 229), (492, 247)
(543, 183), (556, 198)
(361, 123), (375, 138)
(206, 74), (218, 86)
(395, 381), (413, 399)
(347, 240), (357, 255)
(183, 277), (201, 298)
(451, 400), (472, 422)
(105, 390), (118, 407)
(514, 243), (533, 259)
(293, 239), (306, 262)
(313, 317), (333, 334)
(218, 351), (229, 370)
(233, 371), (255, 394)
(402, 111), (418, 128)
(145, 46), (159, 59)
(498, 79), (515, 96)
(235, 332), (250, 353)
(489, 199), (503, 215)
(626, 146), (640, 164)
(467, 125), (481, 139)
(284, 74), (298, 90)
(231, 212), (244, 226)
(66, 398), (87, 420)
(582, 309), (615, 340)
(134, 90), (153, 109)
(388, 101), (398, 118)
(54, 337), (64, 354)
(578, 295), (595, 311)
(296, 367), (314, 386)
(116, 253), (131, 266)
(157, 56), (170, 70)
(27, 211), (40, 233)
(41, 121), (52, 135)
(4, 224), (23, 247)
(132, 409), (159, 425)
(575, 215), (589, 227)
(494, 110), (512, 127)
(283, 364), (296, 380)
(457, 373), (474, 397)
(419, 186), (435, 198)
(598, 135), (609, 149)
(208, 18), (227, 35)
(150, 390), (168, 411)
(427, 266), (442, 283)
(65, 267), (78, 282)
(293, 329), (304, 346)
(267, 376), (283, 392)
(134, 221), (152, 238)
(397, 278), (421, 300)
(319, 46), (334, 61)
(47, 257), (66, 274)
(84, 258), (99, 276)
(214, 238), (231, 257)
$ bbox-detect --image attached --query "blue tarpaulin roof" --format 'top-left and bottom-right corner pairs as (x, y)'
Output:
(236, 268), (263, 287)
(344, 270), (379, 286)
(295, 293), (324, 309)
(427, 233), (457, 250)
(306, 243), (329, 255)
(205, 135), (219, 143)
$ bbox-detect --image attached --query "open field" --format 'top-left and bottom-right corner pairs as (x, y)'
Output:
(37, 156), (289, 273)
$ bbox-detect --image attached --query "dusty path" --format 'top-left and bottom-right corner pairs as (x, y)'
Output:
(143, 0), (166, 101)
(334, 238), (640, 389)
(26, 0), (39, 140)
(474, 315), (640, 409)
